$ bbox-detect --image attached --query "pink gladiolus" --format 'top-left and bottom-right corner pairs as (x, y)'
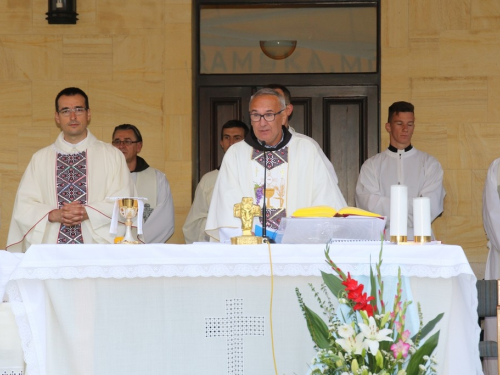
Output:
(394, 321), (402, 332)
(401, 330), (411, 342)
(394, 301), (402, 313)
(391, 340), (410, 359)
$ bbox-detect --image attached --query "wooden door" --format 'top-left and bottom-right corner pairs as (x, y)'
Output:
(198, 86), (253, 175)
(286, 85), (378, 206)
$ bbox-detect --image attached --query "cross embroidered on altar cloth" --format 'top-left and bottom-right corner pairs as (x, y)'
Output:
(205, 299), (265, 375)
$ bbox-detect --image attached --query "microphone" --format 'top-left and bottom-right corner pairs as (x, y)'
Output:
(261, 141), (275, 243)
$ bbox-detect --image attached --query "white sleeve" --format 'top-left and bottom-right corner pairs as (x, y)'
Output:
(418, 156), (445, 223)
(355, 158), (391, 218)
(141, 171), (175, 243)
(182, 177), (212, 244)
(483, 159), (500, 264)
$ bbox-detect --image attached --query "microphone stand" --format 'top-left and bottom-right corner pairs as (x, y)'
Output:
(261, 142), (275, 243)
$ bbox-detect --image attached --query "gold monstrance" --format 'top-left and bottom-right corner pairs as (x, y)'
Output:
(231, 197), (264, 245)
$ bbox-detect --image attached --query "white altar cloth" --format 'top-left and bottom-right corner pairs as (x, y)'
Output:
(4, 242), (482, 375)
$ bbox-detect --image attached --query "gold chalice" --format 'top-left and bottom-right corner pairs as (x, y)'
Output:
(118, 198), (139, 244)
(265, 188), (275, 207)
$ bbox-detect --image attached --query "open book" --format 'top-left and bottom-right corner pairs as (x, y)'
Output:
(292, 205), (383, 219)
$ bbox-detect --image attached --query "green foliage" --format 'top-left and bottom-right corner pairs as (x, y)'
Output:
(296, 288), (331, 349)
(406, 331), (440, 375)
(321, 270), (344, 297)
(411, 312), (444, 343)
(303, 303), (331, 349)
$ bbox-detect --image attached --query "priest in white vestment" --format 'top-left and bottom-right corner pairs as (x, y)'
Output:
(183, 120), (248, 243)
(355, 101), (445, 240)
(112, 124), (175, 243)
(7, 87), (134, 252)
(205, 88), (347, 242)
(482, 157), (500, 375)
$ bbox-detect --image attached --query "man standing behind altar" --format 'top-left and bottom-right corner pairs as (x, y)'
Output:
(205, 88), (347, 242)
(112, 124), (175, 243)
(183, 120), (248, 243)
(355, 101), (445, 240)
(6, 87), (134, 252)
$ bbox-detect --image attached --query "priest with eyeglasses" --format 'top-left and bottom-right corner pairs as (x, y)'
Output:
(205, 88), (346, 242)
(6, 87), (133, 252)
(112, 124), (175, 243)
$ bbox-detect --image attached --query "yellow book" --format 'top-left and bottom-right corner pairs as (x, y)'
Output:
(292, 205), (383, 218)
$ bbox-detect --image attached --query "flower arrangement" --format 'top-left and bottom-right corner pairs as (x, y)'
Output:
(296, 244), (443, 375)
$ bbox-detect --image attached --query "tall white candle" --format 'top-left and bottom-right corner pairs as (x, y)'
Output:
(390, 185), (408, 241)
(413, 197), (431, 241)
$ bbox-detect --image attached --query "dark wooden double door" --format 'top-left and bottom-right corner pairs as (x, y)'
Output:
(197, 85), (379, 206)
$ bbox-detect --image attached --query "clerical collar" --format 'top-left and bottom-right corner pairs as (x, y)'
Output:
(132, 156), (150, 173)
(62, 136), (86, 148)
(388, 144), (413, 153)
(244, 126), (292, 151)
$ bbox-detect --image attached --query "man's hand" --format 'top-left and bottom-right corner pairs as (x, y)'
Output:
(48, 202), (89, 226)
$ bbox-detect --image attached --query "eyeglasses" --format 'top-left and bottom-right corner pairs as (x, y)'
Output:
(58, 107), (87, 117)
(249, 109), (285, 122)
(112, 140), (140, 146)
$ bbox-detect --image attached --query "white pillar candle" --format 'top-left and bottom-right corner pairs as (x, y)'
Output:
(390, 185), (408, 242)
(413, 197), (431, 242)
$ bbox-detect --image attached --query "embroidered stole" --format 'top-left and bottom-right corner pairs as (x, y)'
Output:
(56, 151), (87, 244)
(252, 147), (288, 234)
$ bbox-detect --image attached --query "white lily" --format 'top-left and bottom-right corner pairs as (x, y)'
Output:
(336, 332), (365, 355)
(337, 324), (355, 338)
(358, 316), (393, 354)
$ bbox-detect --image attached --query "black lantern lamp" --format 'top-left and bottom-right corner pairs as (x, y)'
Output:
(46, 0), (78, 24)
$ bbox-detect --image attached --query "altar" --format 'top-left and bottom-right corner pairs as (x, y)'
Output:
(1, 242), (482, 375)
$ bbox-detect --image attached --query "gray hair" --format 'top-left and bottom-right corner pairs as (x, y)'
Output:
(250, 88), (286, 110)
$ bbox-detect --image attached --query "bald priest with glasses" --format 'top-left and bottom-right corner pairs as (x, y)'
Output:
(7, 87), (134, 252)
(205, 88), (346, 242)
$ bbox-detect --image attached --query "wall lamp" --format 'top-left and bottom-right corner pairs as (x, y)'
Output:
(46, 0), (78, 24)
(260, 41), (297, 60)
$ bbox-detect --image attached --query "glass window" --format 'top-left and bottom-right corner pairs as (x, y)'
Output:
(200, 4), (377, 74)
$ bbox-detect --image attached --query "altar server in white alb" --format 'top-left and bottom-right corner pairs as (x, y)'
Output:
(355, 101), (445, 240)
(182, 120), (248, 243)
(205, 88), (347, 242)
(112, 124), (175, 243)
(7, 87), (134, 252)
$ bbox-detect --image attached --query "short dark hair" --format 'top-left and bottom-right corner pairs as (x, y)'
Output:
(388, 101), (414, 123)
(113, 124), (143, 143)
(264, 84), (291, 105)
(221, 120), (249, 140)
(55, 87), (89, 112)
